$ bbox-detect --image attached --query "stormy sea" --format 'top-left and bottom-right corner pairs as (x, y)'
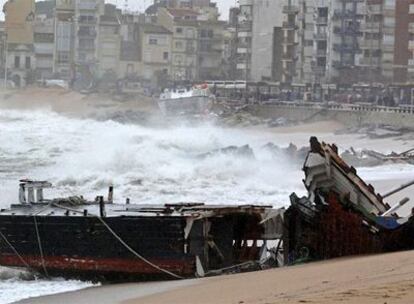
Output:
(1, 109), (414, 303)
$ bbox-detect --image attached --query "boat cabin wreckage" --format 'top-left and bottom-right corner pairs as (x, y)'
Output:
(284, 137), (414, 264)
(1, 137), (414, 281)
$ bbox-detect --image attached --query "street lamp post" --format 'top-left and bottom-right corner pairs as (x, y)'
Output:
(4, 33), (7, 88)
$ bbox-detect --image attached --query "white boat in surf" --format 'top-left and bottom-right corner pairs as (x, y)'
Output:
(158, 85), (214, 116)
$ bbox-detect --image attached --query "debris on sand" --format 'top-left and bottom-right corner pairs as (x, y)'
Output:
(341, 147), (414, 167)
(335, 124), (411, 139)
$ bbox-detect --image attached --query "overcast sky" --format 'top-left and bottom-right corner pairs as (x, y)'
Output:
(0, 0), (236, 20)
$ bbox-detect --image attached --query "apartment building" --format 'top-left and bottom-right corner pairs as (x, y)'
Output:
(137, 23), (172, 81)
(235, 0), (253, 80)
(97, 9), (121, 78)
(54, 0), (75, 80)
(279, 0), (404, 85)
(307, 1), (329, 84)
(3, 0), (36, 87)
(395, 0), (414, 83)
(157, 7), (199, 81)
(74, 0), (104, 66)
(250, 0), (284, 82)
(0, 22), (6, 75)
(197, 20), (225, 80)
(34, 18), (55, 80)
(280, 2), (299, 85)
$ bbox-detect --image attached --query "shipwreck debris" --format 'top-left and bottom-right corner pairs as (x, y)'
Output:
(284, 137), (414, 264)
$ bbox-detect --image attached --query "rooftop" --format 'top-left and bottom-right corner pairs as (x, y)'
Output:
(140, 23), (171, 34)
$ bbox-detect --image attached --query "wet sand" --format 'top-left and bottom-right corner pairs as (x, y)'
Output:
(125, 251), (414, 304)
(14, 280), (197, 304)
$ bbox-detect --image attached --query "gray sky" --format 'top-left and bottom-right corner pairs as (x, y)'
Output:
(0, 0), (235, 20)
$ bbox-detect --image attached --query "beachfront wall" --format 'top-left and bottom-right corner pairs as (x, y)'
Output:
(249, 104), (414, 129)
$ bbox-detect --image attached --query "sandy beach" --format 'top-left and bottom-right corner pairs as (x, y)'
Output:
(128, 251), (414, 304)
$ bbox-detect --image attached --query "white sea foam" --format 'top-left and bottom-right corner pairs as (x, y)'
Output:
(0, 267), (95, 304)
(0, 109), (305, 207)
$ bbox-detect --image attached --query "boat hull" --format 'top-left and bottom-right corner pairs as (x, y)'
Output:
(158, 96), (212, 116)
(0, 215), (195, 281)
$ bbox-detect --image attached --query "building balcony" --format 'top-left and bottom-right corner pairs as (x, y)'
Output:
(361, 22), (381, 32)
(358, 57), (381, 66)
(282, 21), (298, 30)
(281, 52), (297, 61)
(314, 32), (327, 40)
(315, 49), (327, 57)
(282, 37), (299, 45)
(312, 66), (326, 74)
(332, 60), (357, 69)
(78, 17), (97, 24)
(316, 17), (328, 25)
(333, 26), (362, 36)
(236, 63), (250, 70)
(282, 68), (296, 78)
(78, 45), (95, 51)
(365, 4), (383, 15)
(283, 5), (299, 14)
(333, 9), (364, 20)
(78, 1), (97, 10)
(237, 47), (252, 54)
(333, 43), (361, 53)
(359, 39), (381, 49)
(238, 21), (252, 31)
(78, 29), (97, 37)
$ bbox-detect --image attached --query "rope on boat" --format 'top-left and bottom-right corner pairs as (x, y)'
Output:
(52, 203), (185, 280)
(0, 229), (34, 273)
(95, 216), (185, 280)
(33, 216), (49, 277)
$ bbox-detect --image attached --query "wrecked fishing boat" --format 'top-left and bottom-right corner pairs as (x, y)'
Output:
(0, 180), (283, 281)
(158, 85), (214, 116)
(284, 137), (414, 264)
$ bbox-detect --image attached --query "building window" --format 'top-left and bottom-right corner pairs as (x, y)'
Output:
(14, 56), (20, 68)
(127, 64), (134, 74)
(176, 27), (183, 34)
(25, 57), (31, 69)
(163, 52), (169, 60)
(149, 38), (157, 45)
(175, 41), (183, 49)
(57, 52), (70, 63)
